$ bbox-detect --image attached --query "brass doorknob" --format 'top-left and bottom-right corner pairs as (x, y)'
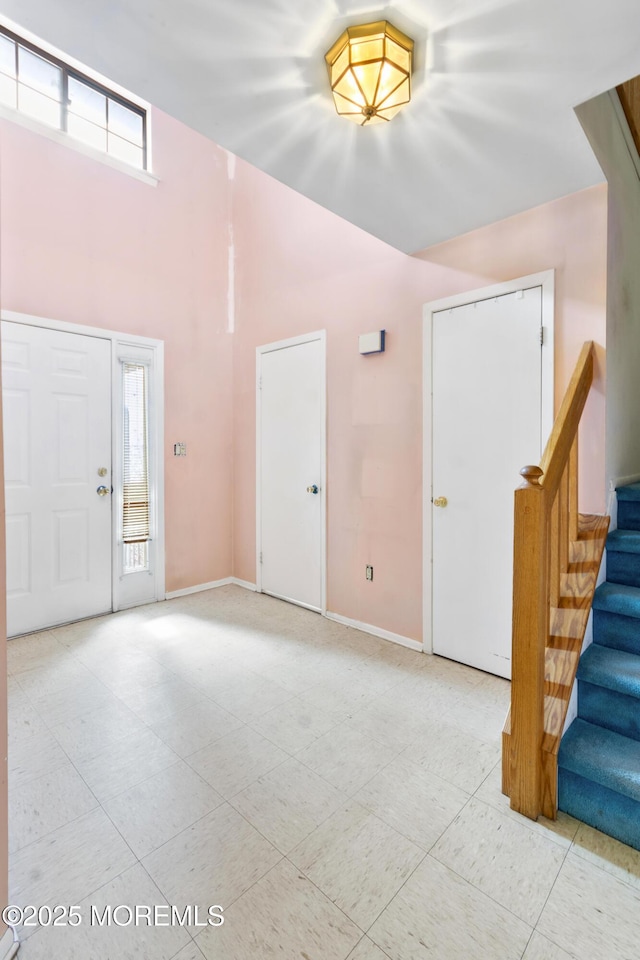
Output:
(433, 496), (448, 508)
(96, 485), (110, 497)
(306, 484), (319, 495)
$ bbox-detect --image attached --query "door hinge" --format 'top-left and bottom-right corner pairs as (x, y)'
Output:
(540, 326), (544, 345)
(258, 376), (262, 390)
(259, 551), (263, 564)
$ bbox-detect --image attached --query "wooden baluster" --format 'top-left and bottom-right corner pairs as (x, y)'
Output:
(559, 461), (570, 577)
(549, 490), (560, 608)
(510, 464), (548, 821)
(569, 434), (579, 543)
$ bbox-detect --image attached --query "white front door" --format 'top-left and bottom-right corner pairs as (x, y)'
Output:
(432, 287), (543, 678)
(258, 333), (325, 611)
(2, 321), (112, 636)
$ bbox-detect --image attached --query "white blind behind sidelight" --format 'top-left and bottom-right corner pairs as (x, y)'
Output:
(122, 362), (150, 544)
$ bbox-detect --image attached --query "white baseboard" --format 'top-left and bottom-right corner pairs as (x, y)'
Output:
(165, 578), (232, 599)
(165, 583), (417, 654)
(325, 611), (422, 652)
(230, 578), (257, 591)
(165, 577), (257, 600)
(0, 926), (19, 959)
(611, 473), (640, 487)
(607, 473), (640, 520)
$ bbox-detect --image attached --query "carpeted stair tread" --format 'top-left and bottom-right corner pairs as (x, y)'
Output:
(616, 483), (640, 501)
(558, 485), (640, 846)
(558, 768), (640, 850)
(578, 644), (640, 698)
(559, 719), (640, 802)
(607, 529), (640, 554)
(592, 581), (640, 619)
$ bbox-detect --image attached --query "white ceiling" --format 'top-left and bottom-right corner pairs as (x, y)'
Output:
(3, 0), (640, 253)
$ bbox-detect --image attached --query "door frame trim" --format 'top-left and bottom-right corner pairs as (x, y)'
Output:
(1, 309), (165, 612)
(422, 270), (555, 655)
(256, 330), (327, 615)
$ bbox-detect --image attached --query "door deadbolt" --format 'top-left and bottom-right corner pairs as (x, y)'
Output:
(97, 467), (108, 477)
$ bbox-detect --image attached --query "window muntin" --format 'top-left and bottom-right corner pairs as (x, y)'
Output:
(0, 27), (147, 170)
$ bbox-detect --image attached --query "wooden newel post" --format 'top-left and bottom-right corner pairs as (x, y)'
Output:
(510, 464), (548, 820)
(519, 465), (543, 485)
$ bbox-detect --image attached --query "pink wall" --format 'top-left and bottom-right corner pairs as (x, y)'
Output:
(0, 112), (234, 593)
(233, 170), (607, 642)
(0, 105), (607, 644)
(232, 161), (426, 639)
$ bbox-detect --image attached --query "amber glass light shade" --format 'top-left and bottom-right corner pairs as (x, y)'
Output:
(325, 20), (413, 126)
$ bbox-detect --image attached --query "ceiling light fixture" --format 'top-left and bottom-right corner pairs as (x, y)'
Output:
(325, 20), (414, 126)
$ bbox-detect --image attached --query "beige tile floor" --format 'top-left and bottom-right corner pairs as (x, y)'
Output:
(7, 585), (640, 959)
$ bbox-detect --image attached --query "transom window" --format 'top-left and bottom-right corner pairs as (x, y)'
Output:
(0, 26), (147, 170)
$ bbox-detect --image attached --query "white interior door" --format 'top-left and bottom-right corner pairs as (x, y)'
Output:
(432, 287), (543, 678)
(258, 333), (325, 611)
(2, 321), (112, 636)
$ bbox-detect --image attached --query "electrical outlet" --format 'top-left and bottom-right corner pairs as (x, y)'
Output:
(366, 565), (373, 581)
(174, 442), (187, 457)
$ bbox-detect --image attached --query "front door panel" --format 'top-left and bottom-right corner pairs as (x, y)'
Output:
(2, 321), (112, 636)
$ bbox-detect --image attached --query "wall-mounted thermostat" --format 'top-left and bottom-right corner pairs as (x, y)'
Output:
(174, 443), (187, 457)
(359, 330), (385, 355)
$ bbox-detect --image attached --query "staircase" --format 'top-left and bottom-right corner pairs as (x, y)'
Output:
(558, 483), (640, 849)
(502, 340), (608, 822)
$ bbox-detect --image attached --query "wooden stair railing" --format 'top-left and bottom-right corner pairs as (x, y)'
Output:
(501, 341), (609, 821)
